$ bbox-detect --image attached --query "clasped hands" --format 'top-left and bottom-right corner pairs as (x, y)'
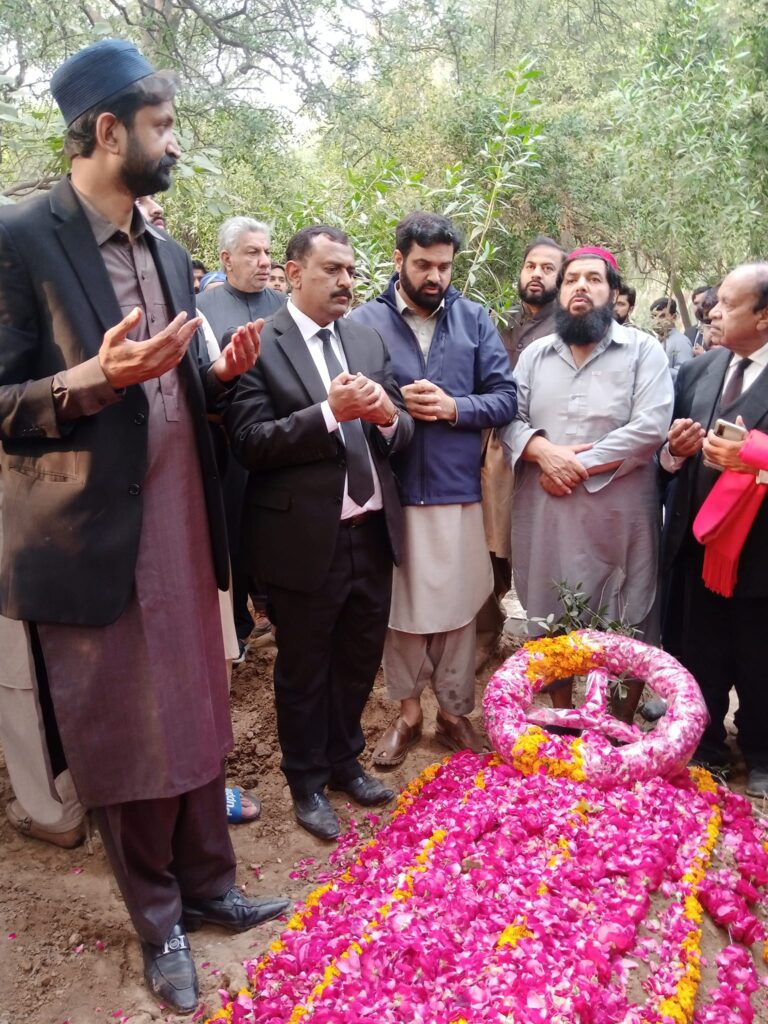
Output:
(524, 435), (593, 497)
(99, 307), (262, 389)
(669, 415), (754, 474)
(401, 379), (457, 423)
(328, 372), (398, 426)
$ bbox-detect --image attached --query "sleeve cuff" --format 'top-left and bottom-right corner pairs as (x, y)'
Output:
(206, 364), (237, 397)
(660, 442), (686, 473)
(321, 399), (339, 433)
(378, 415), (398, 440)
(52, 357), (123, 422)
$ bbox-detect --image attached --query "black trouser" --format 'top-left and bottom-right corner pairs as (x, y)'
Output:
(93, 766), (236, 945)
(267, 513), (392, 798)
(232, 567), (268, 642)
(476, 553), (512, 638)
(677, 548), (768, 771)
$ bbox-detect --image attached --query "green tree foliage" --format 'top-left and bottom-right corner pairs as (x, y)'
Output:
(598, 0), (767, 289)
(0, 0), (763, 310)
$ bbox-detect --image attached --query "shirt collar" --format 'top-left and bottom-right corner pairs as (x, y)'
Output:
(286, 298), (338, 343)
(729, 339), (768, 370)
(394, 283), (444, 320)
(223, 280), (262, 303)
(71, 182), (161, 246)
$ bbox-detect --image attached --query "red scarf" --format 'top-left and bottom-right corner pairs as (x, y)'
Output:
(693, 430), (768, 597)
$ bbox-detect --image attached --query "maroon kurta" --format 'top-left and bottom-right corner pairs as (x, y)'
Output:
(37, 199), (232, 807)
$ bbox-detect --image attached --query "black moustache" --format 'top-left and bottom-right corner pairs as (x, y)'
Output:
(332, 290), (352, 300)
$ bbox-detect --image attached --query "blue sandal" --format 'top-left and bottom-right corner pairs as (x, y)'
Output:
(225, 786), (261, 824)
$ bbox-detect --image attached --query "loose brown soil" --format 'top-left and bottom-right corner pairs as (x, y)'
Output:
(1, 640), (766, 1024)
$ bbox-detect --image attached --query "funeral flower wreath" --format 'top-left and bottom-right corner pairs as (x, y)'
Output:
(207, 633), (768, 1024)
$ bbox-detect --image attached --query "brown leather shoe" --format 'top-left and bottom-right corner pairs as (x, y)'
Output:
(372, 716), (423, 767)
(435, 711), (488, 754)
(6, 800), (85, 849)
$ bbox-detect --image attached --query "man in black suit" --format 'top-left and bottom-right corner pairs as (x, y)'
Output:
(0, 39), (286, 1013)
(227, 225), (415, 840)
(661, 263), (768, 797)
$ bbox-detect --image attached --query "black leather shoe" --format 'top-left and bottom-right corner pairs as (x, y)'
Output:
(182, 887), (289, 933)
(293, 792), (341, 840)
(141, 922), (199, 1015)
(330, 772), (395, 807)
(640, 698), (668, 722)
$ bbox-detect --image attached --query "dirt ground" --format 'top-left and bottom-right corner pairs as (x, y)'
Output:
(0, 638), (766, 1024)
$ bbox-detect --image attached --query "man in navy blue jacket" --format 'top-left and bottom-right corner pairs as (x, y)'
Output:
(352, 212), (517, 767)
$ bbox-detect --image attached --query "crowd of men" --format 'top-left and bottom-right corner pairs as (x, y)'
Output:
(1, 37), (768, 1015)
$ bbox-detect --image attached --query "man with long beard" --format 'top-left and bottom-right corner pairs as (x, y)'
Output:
(501, 247), (673, 718)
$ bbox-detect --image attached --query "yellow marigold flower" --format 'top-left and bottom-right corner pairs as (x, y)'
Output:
(689, 765), (719, 793)
(304, 882), (333, 909)
(681, 932), (702, 954)
(497, 920), (533, 949)
(524, 633), (599, 684)
(683, 895), (703, 922)
(657, 996), (688, 1024)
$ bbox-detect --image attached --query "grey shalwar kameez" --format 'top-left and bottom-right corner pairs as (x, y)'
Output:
(500, 322), (674, 639)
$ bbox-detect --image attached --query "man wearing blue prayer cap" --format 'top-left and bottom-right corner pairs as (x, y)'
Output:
(0, 38), (288, 1013)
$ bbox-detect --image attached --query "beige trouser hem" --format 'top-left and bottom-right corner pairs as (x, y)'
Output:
(0, 683), (85, 831)
(383, 620), (477, 716)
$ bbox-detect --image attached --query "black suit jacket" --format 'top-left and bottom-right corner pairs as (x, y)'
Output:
(663, 346), (768, 596)
(0, 178), (230, 625)
(226, 305), (414, 592)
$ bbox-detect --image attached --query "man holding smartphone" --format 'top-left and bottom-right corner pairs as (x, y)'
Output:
(661, 262), (768, 797)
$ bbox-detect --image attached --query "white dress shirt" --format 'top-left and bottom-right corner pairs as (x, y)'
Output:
(661, 340), (768, 480)
(286, 299), (396, 518)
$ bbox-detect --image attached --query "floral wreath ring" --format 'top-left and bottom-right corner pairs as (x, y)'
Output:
(483, 630), (709, 787)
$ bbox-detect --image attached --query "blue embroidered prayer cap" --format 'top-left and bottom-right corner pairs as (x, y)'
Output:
(51, 39), (157, 126)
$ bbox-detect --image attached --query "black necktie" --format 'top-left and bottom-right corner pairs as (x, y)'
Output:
(720, 358), (752, 408)
(317, 328), (375, 506)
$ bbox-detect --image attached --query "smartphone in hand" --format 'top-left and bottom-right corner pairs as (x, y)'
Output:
(714, 418), (747, 442)
(703, 418), (748, 470)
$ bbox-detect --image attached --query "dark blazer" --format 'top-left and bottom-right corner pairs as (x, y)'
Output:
(663, 346), (768, 596)
(0, 178), (230, 625)
(226, 305), (414, 592)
